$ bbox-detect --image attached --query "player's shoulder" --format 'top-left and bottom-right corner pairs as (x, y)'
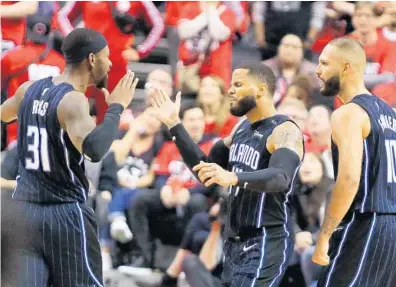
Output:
(57, 90), (89, 120)
(331, 103), (369, 126)
(272, 120), (302, 136)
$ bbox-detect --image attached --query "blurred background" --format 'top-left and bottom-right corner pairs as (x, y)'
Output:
(1, 1), (395, 287)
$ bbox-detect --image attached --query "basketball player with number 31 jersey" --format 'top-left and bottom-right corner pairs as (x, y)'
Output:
(313, 37), (396, 287)
(0, 28), (139, 287)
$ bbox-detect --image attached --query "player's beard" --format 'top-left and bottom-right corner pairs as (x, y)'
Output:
(96, 74), (108, 89)
(230, 95), (257, 117)
(320, 75), (341, 98)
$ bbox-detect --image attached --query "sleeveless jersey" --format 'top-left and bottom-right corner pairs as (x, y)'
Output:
(13, 77), (89, 203)
(227, 115), (303, 235)
(332, 94), (396, 214)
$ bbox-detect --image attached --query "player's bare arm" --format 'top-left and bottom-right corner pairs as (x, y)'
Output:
(0, 80), (34, 123)
(313, 104), (371, 266)
(57, 91), (96, 153)
(58, 70), (138, 162)
(267, 121), (304, 160)
(150, 87), (231, 172)
(195, 121), (304, 189)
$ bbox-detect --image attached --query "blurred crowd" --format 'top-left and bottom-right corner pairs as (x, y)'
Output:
(1, 1), (396, 287)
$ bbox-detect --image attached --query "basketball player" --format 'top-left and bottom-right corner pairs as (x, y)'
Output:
(0, 28), (138, 286)
(150, 63), (305, 286)
(312, 37), (396, 287)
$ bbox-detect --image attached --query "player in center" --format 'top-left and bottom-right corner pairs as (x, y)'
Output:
(150, 63), (305, 286)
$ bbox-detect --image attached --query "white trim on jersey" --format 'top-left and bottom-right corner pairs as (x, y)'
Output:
(348, 213), (377, 287)
(76, 203), (104, 287)
(250, 228), (267, 287)
(361, 140), (369, 212)
(60, 129), (86, 201)
(325, 213), (356, 287)
(268, 163), (301, 287)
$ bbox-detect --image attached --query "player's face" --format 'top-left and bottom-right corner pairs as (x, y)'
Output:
(182, 108), (206, 142)
(316, 45), (342, 98)
(228, 69), (257, 117)
(91, 46), (112, 89)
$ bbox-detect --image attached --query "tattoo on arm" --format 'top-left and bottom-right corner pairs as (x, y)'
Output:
(272, 123), (304, 159)
(321, 215), (340, 236)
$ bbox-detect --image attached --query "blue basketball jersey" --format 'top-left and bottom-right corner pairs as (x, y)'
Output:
(13, 77), (89, 203)
(332, 94), (396, 214)
(227, 115), (303, 235)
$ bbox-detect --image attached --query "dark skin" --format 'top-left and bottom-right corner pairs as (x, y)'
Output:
(0, 45), (139, 155)
(150, 68), (304, 188)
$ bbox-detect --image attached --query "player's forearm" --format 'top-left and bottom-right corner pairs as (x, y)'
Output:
(169, 123), (209, 171)
(199, 222), (221, 271)
(235, 148), (300, 193)
(82, 104), (124, 163)
(318, 179), (359, 240)
(1, 1), (38, 18)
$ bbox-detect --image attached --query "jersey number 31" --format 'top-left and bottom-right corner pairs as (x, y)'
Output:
(26, 125), (51, 172)
(385, 140), (396, 183)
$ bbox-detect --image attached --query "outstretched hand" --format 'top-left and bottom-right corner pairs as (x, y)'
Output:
(193, 161), (238, 187)
(312, 237), (330, 266)
(150, 88), (182, 129)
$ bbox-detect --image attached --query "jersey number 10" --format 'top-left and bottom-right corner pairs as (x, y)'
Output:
(25, 125), (51, 172)
(385, 140), (396, 183)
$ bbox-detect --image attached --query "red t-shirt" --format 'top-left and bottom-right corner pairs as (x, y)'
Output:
(1, 1), (26, 47)
(154, 137), (216, 189)
(204, 115), (239, 138)
(178, 3), (237, 86)
(1, 43), (65, 145)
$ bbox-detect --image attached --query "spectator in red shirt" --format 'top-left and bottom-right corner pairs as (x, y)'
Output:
(1, 14), (65, 147)
(1, 1), (38, 53)
(177, 1), (237, 88)
(58, 1), (164, 122)
(333, 2), (396, 108)
(197, 75), (238, 138)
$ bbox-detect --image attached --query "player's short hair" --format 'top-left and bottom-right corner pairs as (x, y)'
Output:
(61, 28), (107, 65)
(179, 102), (203, 120)
(328, 37), (364, 52)
(237, 63), (277, 96)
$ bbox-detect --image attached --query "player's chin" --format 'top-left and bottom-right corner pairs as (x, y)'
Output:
(96, 75), (109, 89)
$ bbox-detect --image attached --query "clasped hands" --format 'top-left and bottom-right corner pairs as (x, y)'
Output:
(193, 161), (238, 187)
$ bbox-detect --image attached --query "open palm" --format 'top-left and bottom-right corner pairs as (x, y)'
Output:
(150, 88), (182, 128)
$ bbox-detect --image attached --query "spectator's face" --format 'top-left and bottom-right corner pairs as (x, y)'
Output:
(307, 106), (331, 136)
(92, 46), (112, 89)
(277, 105), (307, 130)
(278, 35), (303, 66)
(299, 153), (323, 185)
(145, 69), (173, 100)
(316, 45), (341, 98)
(353, 6), (376, 34)
(385, 3), (396, 28)
(228, 69), (257, 117)
(285, 85), (309, 106)
(182, 108), (206, 142)
(142, 107), (162, 135)
(198, 77), (223, 107)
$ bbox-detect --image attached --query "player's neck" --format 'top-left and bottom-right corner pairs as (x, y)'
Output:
(246, 104), (277, 124)
(60, 67), (90, 93)
(339, 80), (370, 104)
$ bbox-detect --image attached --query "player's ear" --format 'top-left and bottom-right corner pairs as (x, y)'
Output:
(88, 53), (95, 69)
(342, 61), (351, 77)
(257, 82), (268, 98)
